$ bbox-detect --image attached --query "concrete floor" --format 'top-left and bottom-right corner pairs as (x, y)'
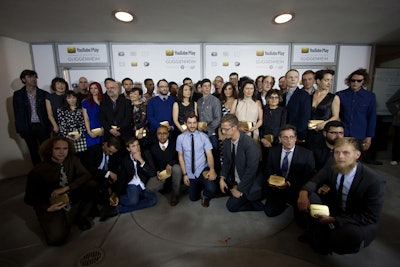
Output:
(0, 158), (399, 267)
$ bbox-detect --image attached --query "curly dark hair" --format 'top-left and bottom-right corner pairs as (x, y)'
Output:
(39, 136), (75, 161)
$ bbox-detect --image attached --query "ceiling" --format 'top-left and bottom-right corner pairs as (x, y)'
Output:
(1, 0), (400, 45)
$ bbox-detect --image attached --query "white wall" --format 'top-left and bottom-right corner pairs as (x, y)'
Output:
(336, 45), (372, 91)
(0, 36), (33, 180)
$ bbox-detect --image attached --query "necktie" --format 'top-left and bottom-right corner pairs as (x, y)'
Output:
(281, 151), (291, 177)
(59, 164), (71, 211)
(104, 154), (109, 171)
(337, 174), (345, 209)
(229, 143), (236, 183)
(163, 97), (166, 101)
(161, 145), (166, 151)
(191, 134), (195, 174)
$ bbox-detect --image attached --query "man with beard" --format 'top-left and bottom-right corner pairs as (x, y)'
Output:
(147, 79), (176, 139)
(297, 137), (385, 255)
(311, 120), (344, 172)
(176, 112), (217, 207)
(99, 80), (132, 142)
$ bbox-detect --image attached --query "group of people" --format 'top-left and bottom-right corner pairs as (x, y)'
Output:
(13, 68), (385, 255)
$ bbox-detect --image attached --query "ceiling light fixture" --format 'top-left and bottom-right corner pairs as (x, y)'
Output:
(113, 10), (134, 23)
(273, 13), (294, 24)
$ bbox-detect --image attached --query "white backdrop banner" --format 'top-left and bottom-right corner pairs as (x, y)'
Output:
(111, 44), (202, 85)
(204, 44), (290, 83)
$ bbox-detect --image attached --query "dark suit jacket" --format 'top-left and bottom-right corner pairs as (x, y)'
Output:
(99, 94), (133, 141)
(266, 144), (315, 199)
(303, 162), (385, 246)
(13, 86), (50, 136)
(116, 153), (157, 196)
(281, 87), (311, 140)
(146, 141), (178, 172)
(83, 143), (120, 183)
(220, 132), (262, 199)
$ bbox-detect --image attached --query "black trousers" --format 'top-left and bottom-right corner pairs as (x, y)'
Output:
(304, 192), (364, 254)
(22, 123), (50, 165)
(392, 125), (400, 162)
(36, 180), (96, 246)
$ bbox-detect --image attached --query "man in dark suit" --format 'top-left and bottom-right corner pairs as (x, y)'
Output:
(100, 137), (157, 221)
(264, 124), (315, 218)
(146, 125), (182, 206)
(310, 120), (345, 172)
(99, 80), (132, 142)
(13, 69), (51, 165)
(281, 69), (311, 142)
(82, 136), (121, 206)
(219, 114), (264, 212)
(297, 137), (385, 255)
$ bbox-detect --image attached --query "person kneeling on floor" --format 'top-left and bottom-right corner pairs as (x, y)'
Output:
(24, 136), (96, 246)
(297, 137), (385, 255)
(100, 137), (157, 221)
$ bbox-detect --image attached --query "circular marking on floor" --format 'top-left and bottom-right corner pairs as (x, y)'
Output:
(132, 195), (293, 247)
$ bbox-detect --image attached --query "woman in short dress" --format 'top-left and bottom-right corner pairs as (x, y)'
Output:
(231, 80), (263, 157)
(260, 89), (287, 163)
(82, 82), (104, 148)
(307, 69), (340, 149)
(172, 84), (198, 135)
(128, 87), (150, 148)
(46, 77), (68, 135)
(57, 91), (87, 157)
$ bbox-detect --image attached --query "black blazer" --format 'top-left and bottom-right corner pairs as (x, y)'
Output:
(116, 153), (156, 196)
(13, 86), (50, 136)
(266, 144), (315, 197)
(220, 132), (260, 198)
(146, 141), (178, 172)
(281, 87), (311, 140)
(99, 94), (133, 141)
(303, 162), (385, 246)
(83, 143), (120, 181)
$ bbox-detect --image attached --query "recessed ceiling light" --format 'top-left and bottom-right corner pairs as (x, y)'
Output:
(273, 13), (294, 24)
(113, 10), (134, 23)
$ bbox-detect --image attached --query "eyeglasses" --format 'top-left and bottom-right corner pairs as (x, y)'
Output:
(269, 96), (279, 99)
(350, 79), (363, 83)
(280, 135), (296, 141)
(328, 131), (344, 135)
(220, 126), (233, 133)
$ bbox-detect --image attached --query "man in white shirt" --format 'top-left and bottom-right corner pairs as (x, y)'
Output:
(100, 137), (157, 221)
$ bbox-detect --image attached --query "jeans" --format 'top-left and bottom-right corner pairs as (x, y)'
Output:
(188, 172), (217, 201)
(118, 184), (157, 214)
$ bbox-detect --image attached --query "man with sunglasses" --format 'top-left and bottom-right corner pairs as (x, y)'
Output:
(337, 69), (379, 164)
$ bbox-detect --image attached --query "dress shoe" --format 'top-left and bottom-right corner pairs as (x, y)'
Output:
(99, 206), (118, 222)
(76, 217), (92, 231)
(200, 192), (210, 208)
(169, 195), (179, 206)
